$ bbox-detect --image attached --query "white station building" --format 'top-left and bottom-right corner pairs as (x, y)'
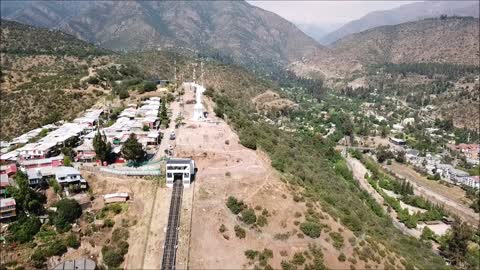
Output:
(165, 158), (195, 187)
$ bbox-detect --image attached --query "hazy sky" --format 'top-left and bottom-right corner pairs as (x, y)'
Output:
(248, 1), (417, 27)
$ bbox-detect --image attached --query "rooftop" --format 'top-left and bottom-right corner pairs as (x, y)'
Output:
(0, 198), (16, 208)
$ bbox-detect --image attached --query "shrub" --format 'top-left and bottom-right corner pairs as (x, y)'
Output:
(54, 199), (82, 232)
(9, 217), (41, 243)
(112, 227), (129, 243)
(292, 252), (306, 265)
(329, 231), (345, 249)
(143, 81), (157, 92)
(338, 252), (346, 262)
(102, 246), (124, 268)
(240, 208), (257, 225)
(245, 249), (259, 260)
(226, 196), (246, 215)
(31, 248), (46, 268)
(256, 215), (268, 227)
(300, 222), (321, 238)
(46, 240), (67, 257)
(118, 240), (129, 255)
(65, 233), (80, 249)
(274, 232), (290, 241)
(234, 225), (246, 239)
(104, 218), (115, 228)
(219, 224), (227, 233)
(281, 260), (297, 270)
(87, 77), (99, 85)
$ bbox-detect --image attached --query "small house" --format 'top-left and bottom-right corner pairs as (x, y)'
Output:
(0, 198), (16, 221)
(165, 158), (195, 187)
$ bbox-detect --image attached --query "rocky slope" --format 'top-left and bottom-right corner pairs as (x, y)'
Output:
(331, 17), (479, 67)
(1, 1), (324, 67)
(321, 1), (479, 45)
(0, 20), (113, 139)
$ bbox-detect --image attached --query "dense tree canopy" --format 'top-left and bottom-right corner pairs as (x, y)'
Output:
(121, 133), (146, 165)
(93, 130), (112, 163)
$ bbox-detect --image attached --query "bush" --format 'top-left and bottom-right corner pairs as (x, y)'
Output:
(54, 199), (82, 232)
(112, 227), (129, 243)
(219, 224), (227, 233)
(118, 240), (129, 255)
(65, 233), (80, 249)
(9, 217), (41, 243)
(338, 252), (346, 262)
(104, 218), (115, 228)
(226, 196), (246, 215)
(87, 77), (99, 85)
(329, 231), (345, 249)
(31, 248), (46, 268)
(143, 81), (157, 92)
(240, 208), (257, 225)
(102, 246), (124, 268)
(257, 215), (268, 227)
(281, 260), (297, 270)
(292, 252), (306, 265)
(234, 225), (246, 239)
(300, 222), (322, 238)
(245, 249), (258, 260)
(45, 240), (67, 257)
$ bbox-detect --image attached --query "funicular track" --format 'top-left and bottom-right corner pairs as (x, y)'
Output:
(161, 180), (184, 270)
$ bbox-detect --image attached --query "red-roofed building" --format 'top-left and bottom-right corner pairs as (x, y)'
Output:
(0, 163), (17, 176)
(0, 198), (16, 221)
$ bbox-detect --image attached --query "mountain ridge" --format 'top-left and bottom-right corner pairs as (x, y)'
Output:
(320, 1), (479, 45)
(1, 1), (325, 68)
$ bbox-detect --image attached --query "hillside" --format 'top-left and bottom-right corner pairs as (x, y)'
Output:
(0, 1), (324, 68)
(332, 17), (480, 67)
(321, 1), (479, 44)
(0, 20), (113, 140)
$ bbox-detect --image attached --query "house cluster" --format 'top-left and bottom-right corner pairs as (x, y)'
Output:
(447, 143), (480, 165)
(76, 97), (162, 162)
(404, 149), (479, 189)
(0, 110), (103, 222)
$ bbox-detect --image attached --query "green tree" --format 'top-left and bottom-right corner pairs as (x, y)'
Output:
(93, 130), (112, 163)
(442, 219), (473, 267)
(159, 99), (169, 127)
(7, 171), (45, 215)
(143, 81), (157, 92)
(121, 133), (146, 165)
(54, 199), (82, 232)
(63, 155), (73, 167)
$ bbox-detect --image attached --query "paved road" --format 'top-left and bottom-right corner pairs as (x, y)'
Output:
(161, 180), (184, 270)
(153, 98), (183, 161)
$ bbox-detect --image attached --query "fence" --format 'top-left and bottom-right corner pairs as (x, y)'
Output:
(80, 165), (161, 177)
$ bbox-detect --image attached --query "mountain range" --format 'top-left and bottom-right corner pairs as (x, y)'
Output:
(332, 16), (480, 66)
(1, 0), (479, 79)
(0, 0), (323, 67)
(320, 1), (479, 45)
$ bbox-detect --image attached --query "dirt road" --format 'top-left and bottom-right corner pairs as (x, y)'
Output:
(345, 156), (421, 238)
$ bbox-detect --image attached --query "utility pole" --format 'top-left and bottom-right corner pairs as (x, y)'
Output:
(174, 59), (177, 83)
(193, 64), (196, 83)
(200, 61), (204, 86)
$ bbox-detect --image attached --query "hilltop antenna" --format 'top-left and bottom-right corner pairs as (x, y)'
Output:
(200, 61), (204, 86)
(174, 59), (177, 83)
(193, 65), (196, 83)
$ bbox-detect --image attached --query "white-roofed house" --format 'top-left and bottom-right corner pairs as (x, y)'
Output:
(54, 166), (87, 189)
